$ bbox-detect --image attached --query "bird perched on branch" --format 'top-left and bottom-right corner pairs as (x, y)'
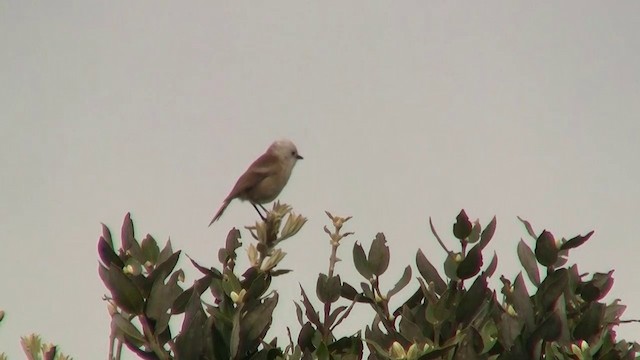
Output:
(209, 139), (303, 226)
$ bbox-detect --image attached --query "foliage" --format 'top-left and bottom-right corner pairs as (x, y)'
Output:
(97, 205), (639, 359)
(0, 327), (73, 360)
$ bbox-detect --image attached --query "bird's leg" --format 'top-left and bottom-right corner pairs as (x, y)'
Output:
(252, 203), (267, 221)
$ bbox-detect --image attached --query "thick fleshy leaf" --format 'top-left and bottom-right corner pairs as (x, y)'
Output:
(106, 264), (144, 315)
(111, 313), (145, 344)
(517, 216), (537, 239)
(121, 213), (135, 250)
(533, 313), (562, 341)
(560, 230), (594, 251)
(141, 234), (160, 265)
(146, 271), (183, 329)
(360, 282), (375, 300)
(444, 252), (460, 281)
(172, 275), (212, 314)
(574, 302), (605, 340)
(316, 274), (341, 304)
(297, 322), (315, 351)
(157, 239), (173, 265)
(497, 311), (521, 350)
(416, 250), (447, 295)
(484, 251), (498, 278)
(101, 223), (113, 248)
(327, 305), (348, 329)
(368, 233), (390, 276)
(535, 230), (558, 267)
(299, 286), (322, 329)
(478, 216), (497, 249)
(536, 268), (568, 311)
(353, 242), (372, 279)
(517, 239), (540, 286)
(219, 228), (242, 264)
(457, 245), (483, 280)
(328, 335), (363, 357)
(510, 273), (534, 330)
(340, 282), (358, 301)
(468, 220), (481, 243)
(453, 210), (473, 240)
(456, 275), (488, 324)
(294, 302), (304, 326)
(245, 271), (271, 300)
(604, 299), (627, 324)
(98, 236), (124, 268)
(387, 266), (412, 298)
(148, 251), (181, 286)
(174, 290), (206, 359)
(188, 256), (222, 279)
(432, 286), (458, 324)
(242, 293), (279, 344)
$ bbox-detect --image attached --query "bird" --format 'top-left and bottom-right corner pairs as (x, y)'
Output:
(209, 139), (303, 226)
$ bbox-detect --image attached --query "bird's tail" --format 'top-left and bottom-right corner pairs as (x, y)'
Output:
(209, 201), (230, 226)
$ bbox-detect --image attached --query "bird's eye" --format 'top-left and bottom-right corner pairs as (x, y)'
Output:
(291, 151), (296, 156)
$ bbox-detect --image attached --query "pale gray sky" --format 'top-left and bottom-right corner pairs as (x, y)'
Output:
(1, 2), (639, 358)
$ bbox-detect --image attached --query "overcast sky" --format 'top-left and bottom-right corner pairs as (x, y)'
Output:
(2, 2), (639, 358)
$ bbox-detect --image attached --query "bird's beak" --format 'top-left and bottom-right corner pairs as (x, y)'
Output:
(297, 155), (304, 160)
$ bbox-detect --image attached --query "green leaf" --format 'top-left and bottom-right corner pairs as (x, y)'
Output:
(536, 268), (569, 311)
(456, 274), (488, 324)
(141, 234), (160, 265)
(457, 244), (483, 280)
(112, 313), (145, 344)
(219, 228), (242, 264)
(242, 293), (279, 345)
(468, 220), (481, 243)
(510, 273), (534, 330)
(340, 282), (359, 301)
(535, 230), (558, 267)
(106, 264), (145, 315)
(120, 213), (140, 255)
(244, 271), (271, 300)
(580, 271), (615, 303)
(172, 275), (212, 314)
(353, 242), (372, 279)
(517, 239), (540, 286)
(432, 286), (458, 324)
(148, 251), (181, 286)
(478, 216), (496, 249)
(316, 274), (341, 304)
(157, 239), (174, 265)
(574, 302), (605, 340)
(444, 252), (460, 281)
(533, 313), (562, 342)
(453, 210), (472, 240)
(230, 305), (241, 359)
(315, 341), (330, 360)
(560, 230), (594, 251)
(387, 266), (412, 298)
(368, 233), (390, 276)
(416, 250), (447, 295)
(327, 305), (348, 330)
(297, 322), (315, 351)
(146, 271), (183, 331)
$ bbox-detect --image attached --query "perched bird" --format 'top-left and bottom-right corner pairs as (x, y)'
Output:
(209, 139), (303, 226)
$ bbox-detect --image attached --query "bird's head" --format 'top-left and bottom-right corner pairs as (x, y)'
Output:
(269, 139), (303, 163)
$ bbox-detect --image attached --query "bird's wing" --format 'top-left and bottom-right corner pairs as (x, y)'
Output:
(224, 152), (281, 201)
